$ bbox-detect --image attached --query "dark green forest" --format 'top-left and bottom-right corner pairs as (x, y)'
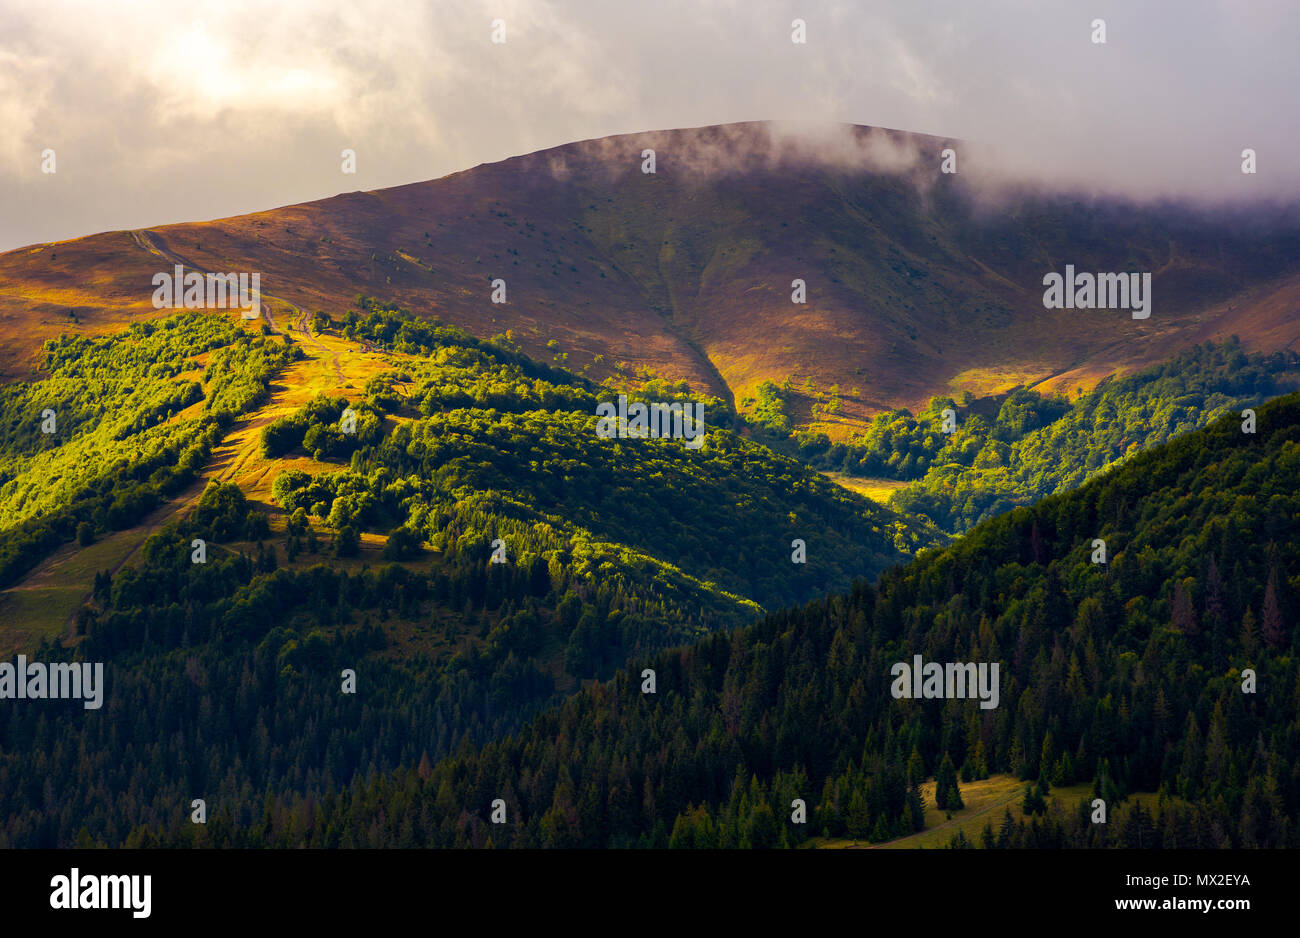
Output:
(1, 303), (1296, 850)
(0, 306), (930, 847)
(114, 387), (1296, 848)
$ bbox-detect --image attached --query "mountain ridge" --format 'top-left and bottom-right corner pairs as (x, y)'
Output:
(4, 121), (1300, 428)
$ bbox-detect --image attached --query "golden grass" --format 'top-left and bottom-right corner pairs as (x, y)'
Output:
(821, 472), (908, 504)
(0, 587), (84, 652)
(187, 329), (393, 510)
(947, 365), (1054, 399)
(813, 774), (1169, 849)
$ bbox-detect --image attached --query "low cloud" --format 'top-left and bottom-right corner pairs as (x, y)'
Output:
(2, 0), (1297, 251)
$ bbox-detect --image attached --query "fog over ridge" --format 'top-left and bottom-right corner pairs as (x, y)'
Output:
(2, 0), (1296, 250)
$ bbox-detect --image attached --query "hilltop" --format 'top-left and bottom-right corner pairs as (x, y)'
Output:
(4, 122), (1300, 433)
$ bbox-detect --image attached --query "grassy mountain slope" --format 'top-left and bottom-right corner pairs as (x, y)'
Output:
(4, 123), (1300, 427)
(0, 314), (297, 649)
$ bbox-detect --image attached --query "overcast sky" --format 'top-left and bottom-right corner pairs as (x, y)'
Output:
(2, 0), (1297, 251)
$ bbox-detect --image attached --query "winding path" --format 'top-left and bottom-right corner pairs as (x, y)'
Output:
(1, 232), (362, 643)
(26, 232), (350, 637)
(129, 228), (344, 381)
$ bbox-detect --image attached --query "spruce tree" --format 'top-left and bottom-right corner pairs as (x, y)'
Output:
(1241, 607), (1260, 658)
(997, 807), (1015, 848)
(1172, 580), (1198, 635)
(905, 779), (926, 831)
(1262, 571), (1286, 648)
(935, 752), (963, 810)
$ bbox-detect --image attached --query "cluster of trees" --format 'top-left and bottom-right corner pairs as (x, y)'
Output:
(950, 792), (1284, 849)
(743, 378), (851, 435)
(892, 341), (1300, 532)
(405, 343), (595, 417)
(202, 334), (300, 422)
(344, 300), (721, 424)
(271, 300), (932, 616)
(340, 297), (577, 387)
(103, 386), (1296, 849)
(814, 386), (1069, 481)
(0, 314), (292, 587)
(272, 401), (930, 618)
(747, 380), (793, 436)
(784, 339), (1299, 533)
(261, 394), (382, 459)
(0, 315), (228, 523)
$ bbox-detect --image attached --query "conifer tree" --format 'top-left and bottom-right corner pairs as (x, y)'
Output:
(935, 752), (963, 810)
(1241, 607), (1260, 658)
(1172, 580), (1197, 635)
(1262, 570), (1286, 649)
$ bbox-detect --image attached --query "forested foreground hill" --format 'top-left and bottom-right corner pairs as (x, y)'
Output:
(170, 388), (1298, 849)
(0, 304), (933, 847)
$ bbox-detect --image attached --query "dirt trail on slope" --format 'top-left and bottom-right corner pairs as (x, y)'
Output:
(130, 229), (344, 381)
(23, 392), (295, 641)
(1, 235), (359, 642)
(38, 353), (339, 642)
